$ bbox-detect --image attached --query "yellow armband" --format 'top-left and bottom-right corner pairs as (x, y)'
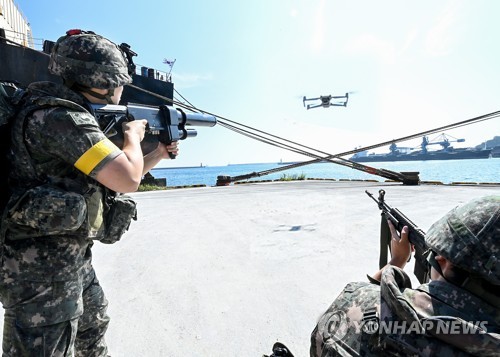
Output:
(74, 138), (120, 175)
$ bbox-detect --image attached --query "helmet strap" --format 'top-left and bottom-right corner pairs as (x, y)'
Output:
(428, 251), (500, 307)
(427, 250), (482, 287)
(73, 84), (115, 104)
(427, 250), (445, 278)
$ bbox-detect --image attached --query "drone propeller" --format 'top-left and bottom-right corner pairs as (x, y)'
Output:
(302, 91), (356, 109)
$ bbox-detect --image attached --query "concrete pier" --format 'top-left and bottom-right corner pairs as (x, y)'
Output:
(1, 181), (499, 356)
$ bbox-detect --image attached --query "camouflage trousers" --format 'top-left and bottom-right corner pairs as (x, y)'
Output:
(1, 267), (110, 357)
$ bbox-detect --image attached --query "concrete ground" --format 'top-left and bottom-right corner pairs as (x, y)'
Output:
(1, 181), (499, 356)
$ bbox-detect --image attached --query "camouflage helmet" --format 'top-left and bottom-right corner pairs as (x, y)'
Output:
(425, 195), (500, 285)
(48, 29), (132, 89)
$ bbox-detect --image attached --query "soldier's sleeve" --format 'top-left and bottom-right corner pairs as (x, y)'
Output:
(379, 266), (418, 323)
(25, 107), (122, 178)
(310, 281), (381, 357)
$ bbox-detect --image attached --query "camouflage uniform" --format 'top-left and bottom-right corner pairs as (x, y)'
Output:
(0, 30), (133, 356)
(311, 196), (500, 356)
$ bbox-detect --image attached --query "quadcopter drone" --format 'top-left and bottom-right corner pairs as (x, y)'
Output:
(302, 93), (349, 110)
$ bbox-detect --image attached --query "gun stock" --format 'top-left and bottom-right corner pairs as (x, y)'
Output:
(366, 189), (430, 284)
(91, 103), (217, 158)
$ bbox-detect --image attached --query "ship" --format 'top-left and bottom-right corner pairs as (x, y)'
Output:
(0, 1), (173, 107)
(350, 133), (492, 162)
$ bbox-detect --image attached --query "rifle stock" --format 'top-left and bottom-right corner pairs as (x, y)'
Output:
(366, 189), (430, 284)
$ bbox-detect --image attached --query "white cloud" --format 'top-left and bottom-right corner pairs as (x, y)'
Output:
(310, 0), (326, 52)
(401, 28), (419, 54)
(424, 1), (462, 56)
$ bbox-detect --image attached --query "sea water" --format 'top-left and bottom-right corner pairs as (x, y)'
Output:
(150, 158), (499, 187)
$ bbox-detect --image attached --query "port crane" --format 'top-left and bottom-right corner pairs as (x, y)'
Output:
(387, 133), (465, 154)
(302, 93), (349, 110)
(419, 133), (465, 152)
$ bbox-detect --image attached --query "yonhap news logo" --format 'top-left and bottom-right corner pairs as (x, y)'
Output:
(353, 319), (489, 335)
(318, 311), (350, 342)
(320, 310), (488, 341)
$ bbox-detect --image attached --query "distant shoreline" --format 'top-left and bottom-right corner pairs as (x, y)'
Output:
(154, 156), (498, 170)
(153, 161), (282, 170)
(152, 166), (207, 170)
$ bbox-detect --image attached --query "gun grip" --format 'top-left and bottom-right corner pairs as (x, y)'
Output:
(165, 140), (178, 159)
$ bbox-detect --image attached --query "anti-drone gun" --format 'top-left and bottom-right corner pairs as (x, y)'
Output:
(91, 103), (217, 158)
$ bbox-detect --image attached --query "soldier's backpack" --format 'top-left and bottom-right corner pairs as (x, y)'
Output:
(0, 82), (137, 244)
(0, 81), (24, 214)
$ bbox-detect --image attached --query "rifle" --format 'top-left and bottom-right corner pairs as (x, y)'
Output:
(91, 103), (217, 158)
(365, 189), (430, 284)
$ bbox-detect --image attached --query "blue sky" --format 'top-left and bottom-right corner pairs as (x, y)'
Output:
(15, 0), (500, 167)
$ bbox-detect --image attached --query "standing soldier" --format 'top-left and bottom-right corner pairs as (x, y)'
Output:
(0, 30), (178, 356)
